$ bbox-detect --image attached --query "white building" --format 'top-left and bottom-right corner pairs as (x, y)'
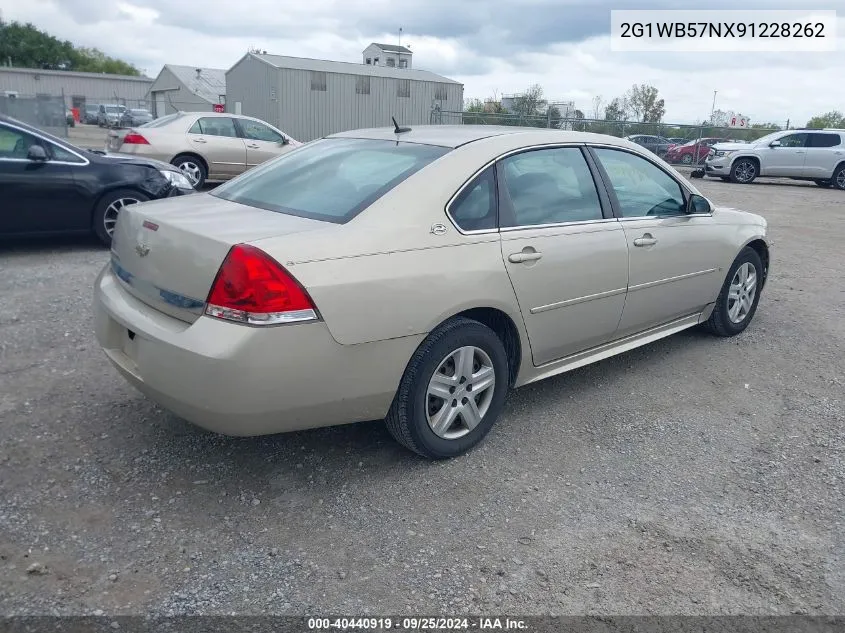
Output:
(362, 43), (413, 69)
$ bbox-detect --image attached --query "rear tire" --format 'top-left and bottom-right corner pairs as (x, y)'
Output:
(730, 158), (758, 184)
(814, 179), (832, 188)
(833, 164), (845, 191)
(720, 177), (731, 182)
(386, 317), (510, 459)
(681, 154), (693, 165)
(171, 155), (207, 189)
(93, 189), (149, 247)
(702, 247), (764, 337)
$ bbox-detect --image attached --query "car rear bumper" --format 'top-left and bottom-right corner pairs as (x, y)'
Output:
(94, 265), (421, 436)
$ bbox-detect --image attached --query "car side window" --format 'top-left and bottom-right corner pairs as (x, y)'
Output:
(808, 133), (841, 148)
(499, 147), (603, 227)
(777, 133), (808, 148)
(0, 125), (40, 159)
(593, 148), (686, 218)
(193, 117), (238, 138)
(449, 166), (497, 232)
(240, 120), (284, 143)
(48, 143), (85, 164)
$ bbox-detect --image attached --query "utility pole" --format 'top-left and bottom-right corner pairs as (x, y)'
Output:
(710, 90), (718, 123)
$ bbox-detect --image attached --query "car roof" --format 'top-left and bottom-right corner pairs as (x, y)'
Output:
(330, 125), (639, 149)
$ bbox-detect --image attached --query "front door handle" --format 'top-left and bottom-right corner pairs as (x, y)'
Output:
(633, 234), (658, 247)
(193, 138), (207, 144)
(508, 251), (543, 263)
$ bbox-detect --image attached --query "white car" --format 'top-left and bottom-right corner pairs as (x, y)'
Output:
(705, 129), (845, 189)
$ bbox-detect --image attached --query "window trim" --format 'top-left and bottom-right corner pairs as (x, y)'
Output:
(585, 145), (711, 220)
(0, 120), (89, 166)
(445, 164), (499, 233)
(444, 143), (615, 235)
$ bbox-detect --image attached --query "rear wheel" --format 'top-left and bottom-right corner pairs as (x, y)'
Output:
(702, 247), (764, 337)
(833, 164), (845, 191)
(93, 189), (148, 246)
(171, 155), (207, 189)
(386, 317), (509, 459)
(730, 158), (758, 184)
(681, 154), (693, 165)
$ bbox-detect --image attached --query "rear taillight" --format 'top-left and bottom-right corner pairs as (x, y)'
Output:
(205, 244), (318, 326)
(122, 133), (149, 145)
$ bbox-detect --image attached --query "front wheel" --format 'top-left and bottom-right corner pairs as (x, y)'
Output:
(814, 179), (832, 188)
(730, 158), (758, 184)
(93, 189), (148, 246)
(702, 247), (764, 337)
(386, 317), (510, 459)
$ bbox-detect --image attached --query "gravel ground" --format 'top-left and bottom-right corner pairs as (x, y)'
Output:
(0, 176), (843, 616)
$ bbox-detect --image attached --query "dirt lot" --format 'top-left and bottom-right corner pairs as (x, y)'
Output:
(0, 176), (843, 616)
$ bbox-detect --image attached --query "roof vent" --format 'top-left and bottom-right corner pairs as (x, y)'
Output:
(195, 68), (202, 78)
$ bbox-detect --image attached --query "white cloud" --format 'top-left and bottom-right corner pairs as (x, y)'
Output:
(1, 0), (843, 126)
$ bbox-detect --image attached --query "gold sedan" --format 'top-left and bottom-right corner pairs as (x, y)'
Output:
(94, 126), (769, 458)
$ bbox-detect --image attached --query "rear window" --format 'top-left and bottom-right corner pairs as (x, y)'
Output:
(141, 113), (182, 128)
(211, 138), (450, 223)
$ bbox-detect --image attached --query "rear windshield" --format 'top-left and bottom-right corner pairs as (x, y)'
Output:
(211, 138), (450, 223)
(140, 113), (182, 128)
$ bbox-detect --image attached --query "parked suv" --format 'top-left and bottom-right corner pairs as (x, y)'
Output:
(706, 129), (845, 189)
(98, 104), (126, 128)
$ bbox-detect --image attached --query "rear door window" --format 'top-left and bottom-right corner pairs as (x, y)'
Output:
(808, 133), (842, 148)
(211, 138), (449, 223)
(189, 117), (239, 138)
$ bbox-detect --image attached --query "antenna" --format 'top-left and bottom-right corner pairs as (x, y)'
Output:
(399, 27), (402, 48)
(392, 116), (411, 134)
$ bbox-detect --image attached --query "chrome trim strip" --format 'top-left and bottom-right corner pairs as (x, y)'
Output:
(530, 287), (627, 314)
(617, 213), (713, 221)
(500, 217), (618, 233)
(628, 268), (719, 293)
(0, 120), (90, 166)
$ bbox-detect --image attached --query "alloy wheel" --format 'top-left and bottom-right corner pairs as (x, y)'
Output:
(836, 169), (845, 190)
(103, 197), (140, 237)
(178, 161), (202, 187)
(426, 346), (496, 440)
(727, 262), (757, 324)
(734, 161), (756, 183)
(682, 154), (693, 165)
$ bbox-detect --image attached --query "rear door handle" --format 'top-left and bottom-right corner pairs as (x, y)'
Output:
(246, 144), (260, 149)
(633, 235), (658, 247)
(193, 138), (207, 144)
(508, 252), (543, 263)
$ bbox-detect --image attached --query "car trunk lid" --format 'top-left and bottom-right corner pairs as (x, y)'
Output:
(110, 194), (327, 323)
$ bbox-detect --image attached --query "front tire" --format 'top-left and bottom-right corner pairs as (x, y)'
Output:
(730, 158), (758, 184)
(386, 317), (510, 459)
(93, 189), (148, 246)
(702, 247), (764, 337)
(815, 179), (832, 188)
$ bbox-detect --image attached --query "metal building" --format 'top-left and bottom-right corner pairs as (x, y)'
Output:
(0, 67), (153, 110)
(147, 65), (227, 117)
(226, 52), (463, 142)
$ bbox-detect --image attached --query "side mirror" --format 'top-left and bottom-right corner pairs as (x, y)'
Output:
(687, 194), (712, 215)
(769, 140), (782, 148)
(27, 145), (48, 161)
(279, 137), (288, 145)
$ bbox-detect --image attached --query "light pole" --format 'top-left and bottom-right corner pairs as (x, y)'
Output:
(710, 90), (718, 123)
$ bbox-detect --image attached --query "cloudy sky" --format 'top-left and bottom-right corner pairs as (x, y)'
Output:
(1, 0), (843, 125)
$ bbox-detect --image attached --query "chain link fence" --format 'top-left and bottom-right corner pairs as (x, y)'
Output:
(430, 109), (787, 164)
(0, 93), (70, 137)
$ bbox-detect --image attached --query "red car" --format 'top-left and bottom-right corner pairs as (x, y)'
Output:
(665, 137), (730, 165)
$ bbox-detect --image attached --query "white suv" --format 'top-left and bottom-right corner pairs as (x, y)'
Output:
(705, 129), (845, 189)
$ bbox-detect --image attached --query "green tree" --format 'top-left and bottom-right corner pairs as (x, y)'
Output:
(604, 97), (629, 121)
(0, 19), (140, 75)
(806, 111), (845, 129)
(625, 83), (665, 123)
